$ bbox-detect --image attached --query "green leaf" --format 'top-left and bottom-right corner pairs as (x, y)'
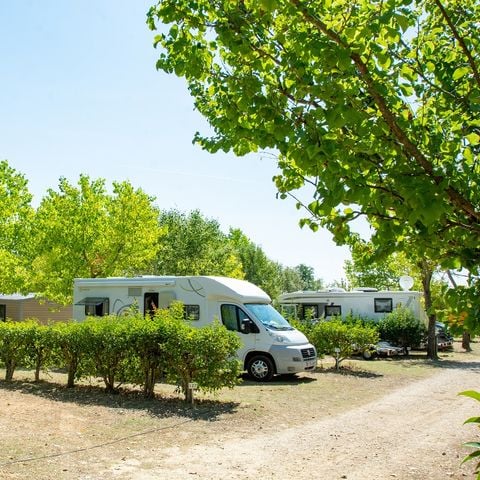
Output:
(466, 133), (480, 145)
(464, 416), (480, 425)
(459, 390), (480, 402)
(453, 67), (470, 81)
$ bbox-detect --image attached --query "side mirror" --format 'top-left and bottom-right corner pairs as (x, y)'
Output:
(241, 319), (254, 334)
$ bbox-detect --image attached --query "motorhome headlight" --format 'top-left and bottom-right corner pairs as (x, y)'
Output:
(273, 333), (290, 343)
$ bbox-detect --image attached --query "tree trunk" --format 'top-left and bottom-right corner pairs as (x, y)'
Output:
(462, 331), (472, 351)
(67, 364), (76, 388)
(5, 360), (15, 381)
(421, 263), (438, 360)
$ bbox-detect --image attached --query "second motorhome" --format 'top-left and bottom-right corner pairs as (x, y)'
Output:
(278, 288), (426, 322)
(73, 275), (317, 381)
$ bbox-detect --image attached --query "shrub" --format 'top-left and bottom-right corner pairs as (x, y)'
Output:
(0, 320), (35, 380)
(459, 390), (480, 478)
(309, 318), (379, 369)
(50, 321), (94, 388)
(158, 303), (242, 402)
(81, 316), (135, 393)
(378, 307), (426, 348)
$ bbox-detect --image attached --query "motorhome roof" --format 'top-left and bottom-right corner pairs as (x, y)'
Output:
(74, 276), (271, 303)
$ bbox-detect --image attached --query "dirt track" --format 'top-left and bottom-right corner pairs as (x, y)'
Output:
(0, 356), (479, 480)
(104, 360), (480, 479)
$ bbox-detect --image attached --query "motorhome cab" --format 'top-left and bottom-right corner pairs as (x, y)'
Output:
(278, 288), (426, 322)
(73, 276), (317, 381)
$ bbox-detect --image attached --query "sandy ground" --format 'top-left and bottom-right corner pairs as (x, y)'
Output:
(0, 354), (479, 480)
(104, 361), (480, 480)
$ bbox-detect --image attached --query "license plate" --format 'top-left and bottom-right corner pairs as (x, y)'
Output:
(305, 360), (316, 368)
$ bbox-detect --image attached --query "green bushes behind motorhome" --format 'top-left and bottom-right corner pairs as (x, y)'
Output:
(291, 315), (379, 368)
(0, 305), (241, 401)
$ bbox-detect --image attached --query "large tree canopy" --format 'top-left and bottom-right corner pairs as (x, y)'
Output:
(148, 0), (480, 272)
(154, 209), (244, 277)
(0, 160), (34, 293)
(30, 175), (162, 304)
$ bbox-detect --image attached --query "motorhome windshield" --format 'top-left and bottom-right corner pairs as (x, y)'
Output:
(245, 304), (294, 331)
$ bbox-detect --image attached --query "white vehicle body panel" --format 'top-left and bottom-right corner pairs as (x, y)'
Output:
(73, 276), (317, 376)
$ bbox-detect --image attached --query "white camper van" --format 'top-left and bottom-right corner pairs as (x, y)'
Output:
(278, 288), (426, 322)
(73, 276), (317, 381)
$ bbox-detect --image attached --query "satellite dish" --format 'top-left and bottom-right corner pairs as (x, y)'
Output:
(399, 275), (414, 291)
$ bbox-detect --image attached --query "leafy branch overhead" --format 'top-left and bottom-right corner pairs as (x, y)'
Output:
(148, 0), (480, 271)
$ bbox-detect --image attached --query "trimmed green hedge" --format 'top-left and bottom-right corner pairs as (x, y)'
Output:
(0, 303), (242, 401)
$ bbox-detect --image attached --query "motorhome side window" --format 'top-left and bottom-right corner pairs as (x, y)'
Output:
(374, 298), (393, 313)
(301, 304), (319, 320)
(184, 305), (200, 321)
(221, 304), (251, 332)
(325, 305), (341, 317)
(76, 297), (109, 317)
(0, 304), (5, 322)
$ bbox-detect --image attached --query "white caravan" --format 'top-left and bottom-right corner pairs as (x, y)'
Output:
(73, 276), (317, 381)
(277, 288), (426, 323)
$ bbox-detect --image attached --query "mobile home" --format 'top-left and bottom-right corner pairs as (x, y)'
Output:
(73, 276), (317, 381)
(277, 288), (426, 322)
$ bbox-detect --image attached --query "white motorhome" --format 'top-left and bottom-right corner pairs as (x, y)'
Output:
(73, 276), (317, 381)
(278, 288), (426, 323)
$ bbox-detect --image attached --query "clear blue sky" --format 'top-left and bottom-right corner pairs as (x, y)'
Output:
(0, 1), (352, 285)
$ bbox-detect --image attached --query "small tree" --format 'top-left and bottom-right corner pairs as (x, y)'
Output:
(82, 316), (134, 393)
(159, 303), (242, 403)
(23, 321), (57, 381)
(378, 307), (427, 348)
(51, 321), (92, 388)
(0, 321), (32, 381)
(310, 318), (379, 369)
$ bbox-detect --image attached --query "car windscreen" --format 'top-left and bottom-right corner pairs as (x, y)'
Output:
(244, 303), (294, 331)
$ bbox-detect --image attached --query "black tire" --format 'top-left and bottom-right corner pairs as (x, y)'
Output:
(247, 355), (275, 382)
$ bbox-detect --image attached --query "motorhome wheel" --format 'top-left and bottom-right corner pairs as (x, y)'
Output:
(247, 355), (274, 382)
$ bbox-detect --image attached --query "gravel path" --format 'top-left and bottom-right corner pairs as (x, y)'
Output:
(106, 361), (480, 480)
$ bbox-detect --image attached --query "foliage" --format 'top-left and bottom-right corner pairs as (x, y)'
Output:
(126, 313), (168, 398)
(459, 390), (480, 478)
(307, 318), (378, 368)
(378, 307), (427, 348)
(155, 209), (243, 278)
(445, 280), (480, 338)
(345, 242), (420, 291)
(148, 0), (480, 302)
(29, 175), (163, 304)
(22, 321), (57, 381)
(0, 320), (35, 380)
(81, 316), (135, 393)
(50, 321), (93, 388)
(157, 303), (242, 402)
(0, 160), (34, 294)
(229, 228), (283, 298)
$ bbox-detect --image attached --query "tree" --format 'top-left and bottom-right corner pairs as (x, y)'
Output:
(154, 209), (243, 277)
(0, 160), (34, 294)
(30, 175), (162, 304)
(229, 228), (284, 298)
(148, 0), (480, 336)
(148, 0), (479, 267)
(295, 264), (323, 291)
(345, 244), (417, 291)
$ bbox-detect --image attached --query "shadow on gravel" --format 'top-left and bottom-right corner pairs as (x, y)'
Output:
(238, 373), (317, 386)
(0, 379), (239, 421)
(318, 366), (382, 378)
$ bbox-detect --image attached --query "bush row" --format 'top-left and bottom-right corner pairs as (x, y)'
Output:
(291, 307), (427, 368)
(0, 303), (241, 402)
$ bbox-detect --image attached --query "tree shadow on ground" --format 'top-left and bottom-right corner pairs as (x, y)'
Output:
(0, 378), (239, 422)
(317, 365), (383, 378)
(237, 372), (317, 386)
